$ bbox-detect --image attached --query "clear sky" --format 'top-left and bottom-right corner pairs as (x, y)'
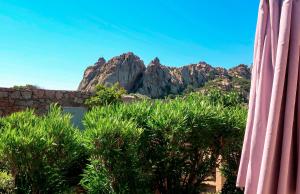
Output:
(0, 0), (260, 90)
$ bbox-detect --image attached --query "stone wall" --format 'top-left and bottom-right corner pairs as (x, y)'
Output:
(0, 87), (92, 117)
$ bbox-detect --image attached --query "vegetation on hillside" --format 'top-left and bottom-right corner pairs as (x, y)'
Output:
(201, 77), (250, 102)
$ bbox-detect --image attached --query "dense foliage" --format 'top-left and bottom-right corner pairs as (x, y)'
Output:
(83, 116), (145, 193)
(85, 83), (126, 108)
(82, 91), (247, 194)
(0, 105), (86, 194)
(201, 77), (250, 103)
(0, 171), (14, 193)
(0, 89), (246, 194)
(80, 158), (114, 194)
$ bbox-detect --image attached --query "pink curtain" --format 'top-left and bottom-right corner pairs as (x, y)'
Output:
(237, 0), (300, 193)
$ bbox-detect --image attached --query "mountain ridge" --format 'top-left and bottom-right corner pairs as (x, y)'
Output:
(78, 52), (251, 98)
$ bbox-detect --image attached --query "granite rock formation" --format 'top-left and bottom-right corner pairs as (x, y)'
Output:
(78, 52), (251, 98)
(78, 53), (145, 92)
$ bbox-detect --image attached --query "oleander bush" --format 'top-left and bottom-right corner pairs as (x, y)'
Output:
(83, 114), (147, 194)
(82, 91), (247, 194)
(0, 89), (246, 194)
(85, 83), (126, 108)
(80, 158), (115, 194)
(219, 107), (246, 194)
(0, 105), (86, 194)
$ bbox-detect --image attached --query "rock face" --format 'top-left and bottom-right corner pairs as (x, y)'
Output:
(228, 64), (251, 80)
(78, 53), (145, 92)
(78, 52), (251, 98)
(78, 57), (106, 91)
(137, 58), (183, 97)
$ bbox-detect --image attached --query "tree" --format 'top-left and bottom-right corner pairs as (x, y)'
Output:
(85, 83), (126, 108)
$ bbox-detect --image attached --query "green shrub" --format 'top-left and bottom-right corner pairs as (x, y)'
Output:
(138, 99), (221, 193)
(0, 105), (86, 194)
(85, 83), (126, 108)
(82, 92), (247, 193)
(219, 108), (246, 194)
(80, 158), (115, 194)
(0, 89), (246, 193)
(0, 171), (14, 193)
(205, 89), (245, 107)
(82, 116), (147, 194)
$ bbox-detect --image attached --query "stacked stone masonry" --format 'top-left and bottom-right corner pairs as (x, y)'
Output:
(0, 87), (92, 117)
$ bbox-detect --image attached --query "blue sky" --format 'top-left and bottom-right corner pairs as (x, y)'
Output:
(0, 0), (259, 90)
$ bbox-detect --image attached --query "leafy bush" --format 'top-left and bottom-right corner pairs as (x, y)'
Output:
(83, 115), (147, 194)
(0, 105), (86, 194)
(82, 92), (247, 193)
(0, 89), (246, 193)
(205, 89), (245, 107)
(80, 158), (114, 194)
(219, 108), (246, 194)
(200, 90), (247, 194)
(0, 171), (14, 193)
(85, 83), (126, 108)
(139, 99), (221, 193)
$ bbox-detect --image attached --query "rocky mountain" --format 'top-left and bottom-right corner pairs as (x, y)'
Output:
(78, 52), (251, 98)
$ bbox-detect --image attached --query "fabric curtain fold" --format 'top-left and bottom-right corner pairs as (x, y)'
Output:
(237, 0), (300, 193)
